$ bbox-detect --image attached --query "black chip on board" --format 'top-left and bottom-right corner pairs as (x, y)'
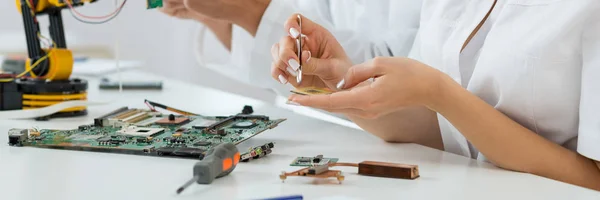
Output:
(194, 141), (212, 146)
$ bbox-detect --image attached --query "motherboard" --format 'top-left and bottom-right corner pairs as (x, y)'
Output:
(8, 106), (285, 160)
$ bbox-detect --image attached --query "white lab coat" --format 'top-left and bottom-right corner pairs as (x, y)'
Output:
(194, 0), (422, 97)
(409, 0), (600, 162)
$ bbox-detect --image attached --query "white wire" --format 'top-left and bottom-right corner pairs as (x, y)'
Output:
(114, 0), (122, 92)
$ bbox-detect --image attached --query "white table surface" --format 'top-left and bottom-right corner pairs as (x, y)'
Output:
(0, 71), (598, 200)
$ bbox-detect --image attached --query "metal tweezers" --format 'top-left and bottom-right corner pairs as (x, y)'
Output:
(296, 15), (303, 84)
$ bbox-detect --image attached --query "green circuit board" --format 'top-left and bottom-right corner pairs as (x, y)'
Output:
(146, 0), (163, 9)
(8, 107), (285, 160)
(290, 156), (339, 166)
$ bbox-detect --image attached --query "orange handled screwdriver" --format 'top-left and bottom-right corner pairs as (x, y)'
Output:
(176, 143), (240, 194)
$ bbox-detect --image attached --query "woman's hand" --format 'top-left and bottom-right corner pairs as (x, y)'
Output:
(271, 14), (352, 89)
(288, 57), (448, 119)
(160, 0), (233, 49)
(182, 0), (270, 36)
(160, 0), (228, 25)
(160, 0), (201, 20)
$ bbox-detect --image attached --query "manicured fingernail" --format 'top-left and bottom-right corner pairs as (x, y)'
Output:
(278, 74), (288, 84)
(289, 28), (300, 38)
(336, 79), (345, 89)
(286, 67), (298, 77)
(304, 51), (311, 63)
(288, 59), (300, 71)
(286, 100), (301, 106)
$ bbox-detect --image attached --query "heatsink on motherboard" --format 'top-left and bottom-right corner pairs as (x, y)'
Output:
(155, 114), (190, 125)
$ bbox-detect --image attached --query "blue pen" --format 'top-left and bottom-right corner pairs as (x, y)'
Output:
(259, 195), (303, 200)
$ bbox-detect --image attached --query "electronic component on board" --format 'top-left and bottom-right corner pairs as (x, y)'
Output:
(117, 126), (164, 137)
(232, 121), (258, 129)
(240, 142), (275, 162)
(8, 129), (28, 146)
(241, 105), (253, 114)
(155, 114), (190, 125)
(291, 155), (339, 166)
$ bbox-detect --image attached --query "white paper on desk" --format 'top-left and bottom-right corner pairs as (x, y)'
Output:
(72, 59), (142, 76)
(275, 96), (362, 130)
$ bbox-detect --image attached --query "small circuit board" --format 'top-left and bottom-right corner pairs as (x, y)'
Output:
(240, 142), (274, 162)
(290, 87), (334, 96)
(146, 0), (163, 9)
(290, 155), (339, 166)
(8, 107), (285, 160)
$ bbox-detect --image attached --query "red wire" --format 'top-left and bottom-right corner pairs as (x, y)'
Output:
(27, 0), (38, 23)
(145, 101), (156, 111)
(66, 0), (126, 19)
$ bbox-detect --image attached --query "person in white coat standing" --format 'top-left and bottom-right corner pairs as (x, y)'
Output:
(276, 0), (600, 191)
(158, 0), (421, 97)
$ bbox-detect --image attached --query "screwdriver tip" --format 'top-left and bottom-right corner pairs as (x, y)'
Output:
(176, 175), (199, 195)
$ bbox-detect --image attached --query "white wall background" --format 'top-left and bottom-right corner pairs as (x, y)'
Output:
(0, 0), (276, 103)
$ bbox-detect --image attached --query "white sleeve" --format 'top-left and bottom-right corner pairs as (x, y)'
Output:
(331, 24), (419, 66)
(334, 0), (421, 64)
(192, 24), (252, 83)
(577, 10), (600, 162)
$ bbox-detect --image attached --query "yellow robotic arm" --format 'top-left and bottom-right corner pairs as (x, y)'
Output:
(14, 0), (97, 80)
(16, 0), (96, 13)
(0, 0), (100, 118)
(0, 0), (158, 118)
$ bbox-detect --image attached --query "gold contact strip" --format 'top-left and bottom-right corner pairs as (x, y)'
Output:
(115, 109), (141, 119)
(127, 114), (151, 124)
(122, 112), (147, 122)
